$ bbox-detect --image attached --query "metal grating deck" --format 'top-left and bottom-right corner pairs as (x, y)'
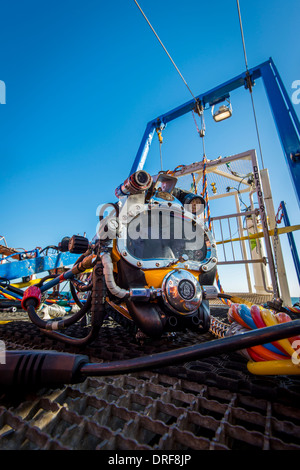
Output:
(0, 310), (300, 451)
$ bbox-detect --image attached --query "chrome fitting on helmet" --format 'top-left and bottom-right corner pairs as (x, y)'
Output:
(161, 269), (202, 315)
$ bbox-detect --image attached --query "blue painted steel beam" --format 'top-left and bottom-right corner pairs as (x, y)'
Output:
(260, 59), (300, 206)
(280, 201), (300, 287)
(0, 252), (80, 281)
(130, 59), (300, 207)
(130, 60), (266, 174)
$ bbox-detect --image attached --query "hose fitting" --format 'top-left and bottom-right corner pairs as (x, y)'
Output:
(21, 286), (42, 310)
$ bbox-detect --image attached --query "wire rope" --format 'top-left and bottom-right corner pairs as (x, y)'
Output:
(236, 0), (265, 169)
(133, 0), (197, 103)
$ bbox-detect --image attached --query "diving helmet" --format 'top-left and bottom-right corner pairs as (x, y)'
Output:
(98, 170), (218, 337)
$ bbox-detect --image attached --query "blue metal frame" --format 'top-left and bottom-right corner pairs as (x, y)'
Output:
(0, 252), (80, 281)
(280, 201), (300, 287)
(130, 58), (300, 206)
(2, 58), (299, 285)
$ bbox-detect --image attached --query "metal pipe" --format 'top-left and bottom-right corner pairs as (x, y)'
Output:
(261, 170), (291, 305)
(251, 151), (279, 297)
(249, 188), (274, 294)
(235, 193), (252, 293)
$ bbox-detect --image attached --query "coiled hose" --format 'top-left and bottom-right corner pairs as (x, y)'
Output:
(38, 259), (106, 346)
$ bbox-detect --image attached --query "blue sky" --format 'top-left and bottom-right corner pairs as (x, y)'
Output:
(0, 0), (299, 296)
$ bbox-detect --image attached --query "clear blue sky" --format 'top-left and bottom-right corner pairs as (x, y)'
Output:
(0, 0), (299, 296)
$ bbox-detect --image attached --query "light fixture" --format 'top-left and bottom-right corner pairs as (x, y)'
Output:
(211, 102), (232, 122)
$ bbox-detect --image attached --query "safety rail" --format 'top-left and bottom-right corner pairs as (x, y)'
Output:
(209, 207), (272, 296)
(210, 209), (262, 265)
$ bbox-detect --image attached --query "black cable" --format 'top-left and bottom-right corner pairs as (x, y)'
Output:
(39, 245), (59, 255)
(71, 278), (92, 292)
(2, 319), (300, 391)
(26, 294), (92, 331)
(80, 319), (300, 376)
(38, 258), (106, 346)
(217, 293), (232, 300)
(0, 280), (24, 297)
(37, 273), (60, 286)
(69, 253), (89, 308)
(0, 278), (10, 287)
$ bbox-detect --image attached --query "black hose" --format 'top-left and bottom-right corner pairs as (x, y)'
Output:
(217, 293), (232, 300)
(71, 278), (93, 292)
(80, 319), (300, 376)
(2, 319), (300, 392)
(40, 321), (98, 347)
(37, 274), (60, 286)
(69, 253), (90, 308)
(0, 301), (21, 308)
(0, 278), (10, 287)
(27, 294), (92, 331)
(70, 277), (92, 309)
(39, 259), (106, 346)
(0, 280), (24, 297)
(39, 245), (59, 254)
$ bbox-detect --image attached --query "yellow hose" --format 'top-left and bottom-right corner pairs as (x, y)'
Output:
(260, 308), (296, 357)
(247, 359), (300, 375)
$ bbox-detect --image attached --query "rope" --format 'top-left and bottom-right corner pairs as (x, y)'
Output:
(133, 0), (198, 103)
(191, 173), (197, 194)
(201, 155), (211, 231)
(209, 315), (229, 339)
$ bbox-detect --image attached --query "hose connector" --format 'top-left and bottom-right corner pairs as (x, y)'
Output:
(71, 254), (97, 275)
(21, 286), (42, 310)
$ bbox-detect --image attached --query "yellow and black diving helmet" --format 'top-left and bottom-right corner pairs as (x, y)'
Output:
(99, 170), (218, 338)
